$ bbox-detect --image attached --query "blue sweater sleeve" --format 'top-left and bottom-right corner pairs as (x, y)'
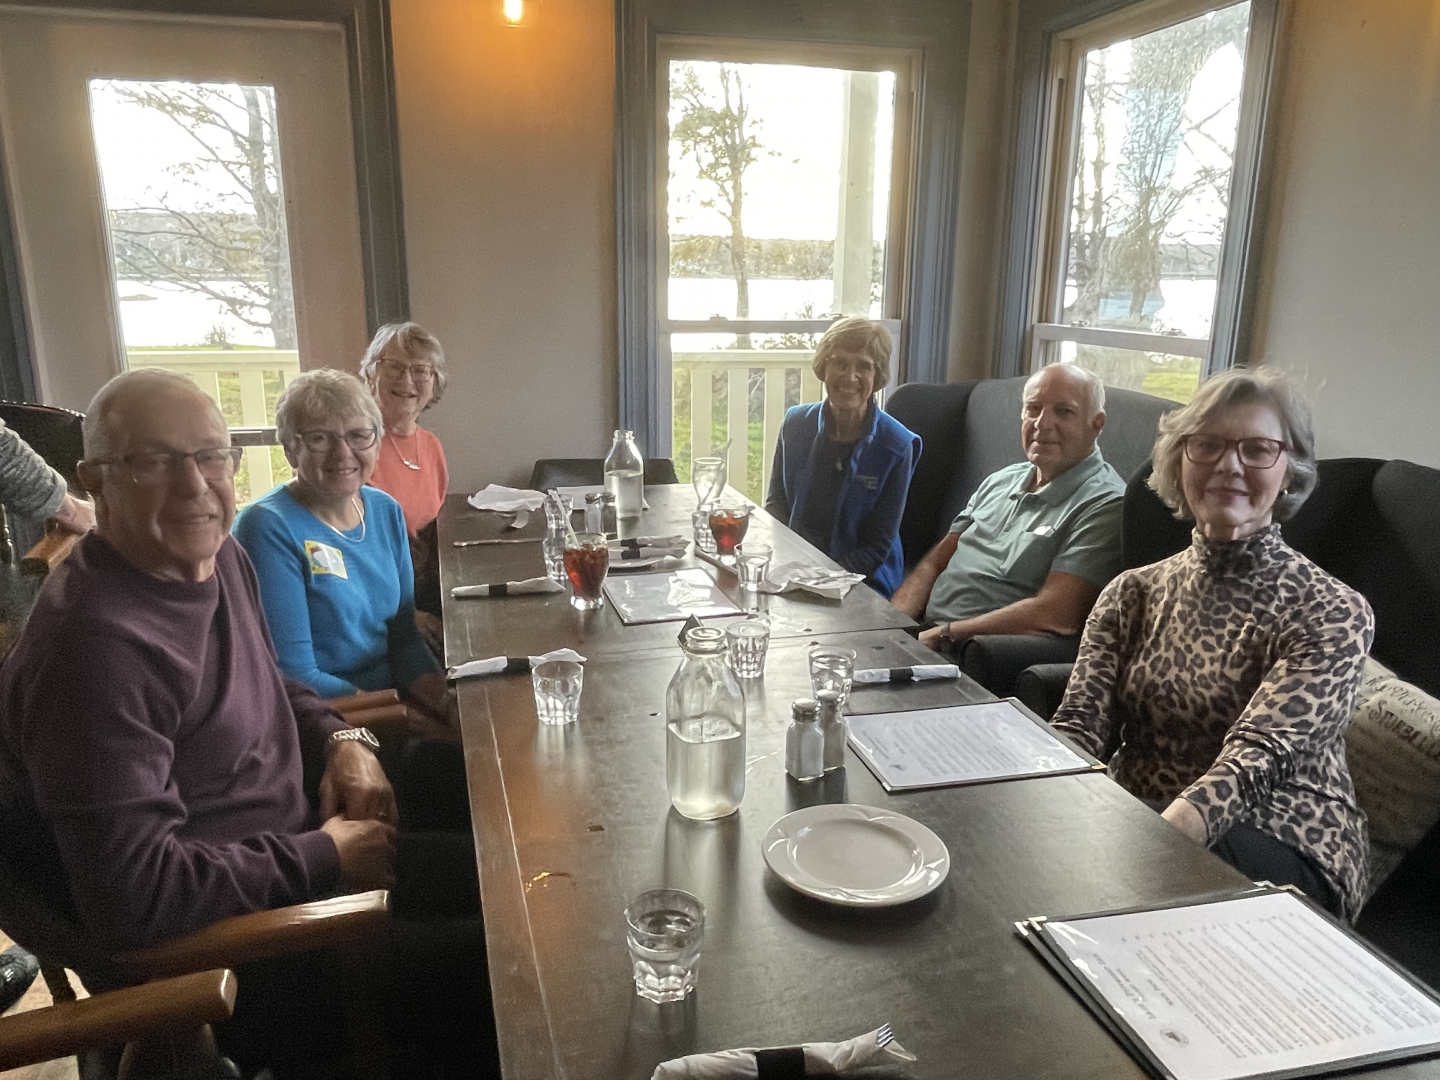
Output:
(233, 501), (359, 699)
(831, 438), (915, 578)
(377, 494), (441, 689)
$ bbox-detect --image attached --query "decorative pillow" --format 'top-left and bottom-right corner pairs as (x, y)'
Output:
(1344, 658), (1440, 895)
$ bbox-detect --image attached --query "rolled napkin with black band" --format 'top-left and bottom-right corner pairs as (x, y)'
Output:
(650, 1025), (914, 1079)
(448, 647), (587, 681)
(616, 546), (688, 560)
(853, 664), (961, 684)
(451, 576), (565, 599)
(610, 535), (688, 553)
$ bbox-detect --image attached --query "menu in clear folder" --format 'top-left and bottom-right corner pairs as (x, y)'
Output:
(602, 567), (743, 625)
(844, 699), (1100, 790)
(1023, 889), (1440, 1080)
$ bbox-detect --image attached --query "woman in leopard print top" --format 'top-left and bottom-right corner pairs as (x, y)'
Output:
(1051, 368), (1373, 921)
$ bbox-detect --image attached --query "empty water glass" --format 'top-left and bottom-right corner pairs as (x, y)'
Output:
(725, 618), (770, 678)
(735, 542), (772, 592)
(809, 645), (857, 706)
(532, 659), (583, 724)
(542, 493), (572, 582)
(692, 506), (718, 555)
(624, 888), (705, 1003)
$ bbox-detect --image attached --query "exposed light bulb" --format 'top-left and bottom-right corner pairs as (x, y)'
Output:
(501, 0), (525, 24)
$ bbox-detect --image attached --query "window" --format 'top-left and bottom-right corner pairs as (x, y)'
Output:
(1024, 0), (1279, 402)
(660, 45), (912, 500)
(617, 0), (971, 490)
(91, 79), (299, 504)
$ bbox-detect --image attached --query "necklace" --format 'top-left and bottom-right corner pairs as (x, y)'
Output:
(320, 496), (366, 543)
(389, 431), (422, 471)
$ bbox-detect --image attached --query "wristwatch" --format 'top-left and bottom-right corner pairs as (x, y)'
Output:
(327, 726), (381, 754)
(936, 622), (956, 645)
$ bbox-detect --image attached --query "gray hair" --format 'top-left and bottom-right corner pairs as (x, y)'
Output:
(275, 368), (383, 450)
(83, 369), (225, 460)
(1026, 364), (1106, 420)
(811, 317), (892, 392)
(1148, 366), (1317, 522)
(359, 321), (448, 408)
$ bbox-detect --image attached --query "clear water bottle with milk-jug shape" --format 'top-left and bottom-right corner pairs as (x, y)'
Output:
(665, 626), (746, 820)
(604, 430), (644, 520)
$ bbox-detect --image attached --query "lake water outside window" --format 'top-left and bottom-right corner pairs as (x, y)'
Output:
(663, 57), (903, 500)
(90, 78), (299, 504)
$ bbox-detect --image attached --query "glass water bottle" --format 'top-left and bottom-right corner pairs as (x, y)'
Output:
(665, 626), (746, 820)
(604, 429), (645, 521)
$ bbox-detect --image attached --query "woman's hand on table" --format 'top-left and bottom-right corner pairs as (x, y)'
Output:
(1161, 797), (1208, 844)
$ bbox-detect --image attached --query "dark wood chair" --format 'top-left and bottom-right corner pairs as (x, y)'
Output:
(0, 839), (391, 1080)
(529, 457), (679, 490)
(0, 401), (87, 575)
(0, 967), (238, 1076)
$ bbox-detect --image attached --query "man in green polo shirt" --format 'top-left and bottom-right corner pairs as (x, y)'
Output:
(891, 364), (1126, 651)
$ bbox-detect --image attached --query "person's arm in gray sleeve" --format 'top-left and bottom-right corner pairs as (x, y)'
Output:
(0, 419), (68, 520)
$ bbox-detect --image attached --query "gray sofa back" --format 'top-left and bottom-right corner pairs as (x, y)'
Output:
(887, 376), (1177, 566)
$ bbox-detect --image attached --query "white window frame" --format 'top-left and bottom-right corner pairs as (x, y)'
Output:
(1025, 0), (1283, 378)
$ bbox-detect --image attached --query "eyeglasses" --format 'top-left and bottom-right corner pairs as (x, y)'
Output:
(827, 357), (877, 378)
(1182, 434), (1289, 469)
(297, 427), (379, 453)
(377, 358), (436, 385)
(89, 447), (243, 487)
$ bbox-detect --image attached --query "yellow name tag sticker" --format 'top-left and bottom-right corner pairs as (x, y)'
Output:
(305, 540), (348, 579)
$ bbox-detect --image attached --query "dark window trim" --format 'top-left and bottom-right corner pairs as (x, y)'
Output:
(616, 0), (971, 455)
(0, 0), (408, 402)
(994, 0), (1285, 380)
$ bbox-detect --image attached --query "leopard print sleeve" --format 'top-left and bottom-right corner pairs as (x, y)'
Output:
(1049, 572), (1142, 759)
(1179, 585), (1375, 844)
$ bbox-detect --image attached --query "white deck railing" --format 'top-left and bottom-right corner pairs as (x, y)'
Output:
(126, 349), (300, 495)
(672, 349), (824, 501)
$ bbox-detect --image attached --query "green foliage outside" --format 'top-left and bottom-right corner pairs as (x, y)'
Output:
(1072, 347), (1201, 404)
(672, 364), (803, 501)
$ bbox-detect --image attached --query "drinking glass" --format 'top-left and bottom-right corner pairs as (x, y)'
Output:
(708, 503), (751, 559)
(725, 618), (770, 678)
(542, 494), (572, 583)
(624, 888), (705, 1003)
(735, 542), (772, 592)
(564, 531), (609, 610)
(692, 506), (718, 555)
(809, 645), (857, 705)
(691, 456), (726, 507)
(532, 660), (583, 724)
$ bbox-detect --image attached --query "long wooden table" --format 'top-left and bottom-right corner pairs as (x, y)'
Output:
(437, 485), (914, 667)
(443, 490), (1440, 1080)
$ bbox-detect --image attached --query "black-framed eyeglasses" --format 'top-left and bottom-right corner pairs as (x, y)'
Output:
(297, 427), (379, 453)
(376, 358), (436, 384)
(1182, 434), (1289, 469)
(88, 447), (243, 487)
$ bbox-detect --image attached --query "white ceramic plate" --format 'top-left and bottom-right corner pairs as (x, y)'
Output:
(761, 803), (950, 907)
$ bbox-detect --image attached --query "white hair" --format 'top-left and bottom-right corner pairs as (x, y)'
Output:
(83, 369), (224, 460)
(1025, 364), (1106, 420)
(275, 368), (383, 449)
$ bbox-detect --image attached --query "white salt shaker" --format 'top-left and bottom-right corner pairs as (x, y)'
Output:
(785, 698), (824, 782)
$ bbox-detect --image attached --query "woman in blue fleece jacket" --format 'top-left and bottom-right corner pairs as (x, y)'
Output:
(764, 317), (921, 598)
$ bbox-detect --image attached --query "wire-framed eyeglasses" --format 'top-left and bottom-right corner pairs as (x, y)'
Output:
(297, 427), (380, 453)
(89, 447), (243, 487)
(1182, 434), (1289, 469)
(377, 358), (436, 385)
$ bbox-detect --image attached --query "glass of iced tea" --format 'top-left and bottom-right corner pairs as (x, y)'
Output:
(707, 503), (751, 559)
(564, 531), (609, 610)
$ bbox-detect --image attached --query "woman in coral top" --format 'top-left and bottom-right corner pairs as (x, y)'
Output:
(362, 322), (450, 631)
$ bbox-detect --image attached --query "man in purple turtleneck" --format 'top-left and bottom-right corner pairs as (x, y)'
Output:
(0, 370), (494, 1078)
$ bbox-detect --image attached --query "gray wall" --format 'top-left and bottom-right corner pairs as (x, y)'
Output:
(1251, 0), (1440, 467)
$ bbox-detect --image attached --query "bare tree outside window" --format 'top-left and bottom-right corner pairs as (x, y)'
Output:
(1059, 3), (1250, 396)
(95, 80), (297, 349)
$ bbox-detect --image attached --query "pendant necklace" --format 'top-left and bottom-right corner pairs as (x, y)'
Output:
(390, 431), (422, 471)
(321, 496), (367, 543)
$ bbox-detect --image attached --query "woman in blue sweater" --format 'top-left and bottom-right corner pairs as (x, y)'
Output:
(764, 317), (921, 598)
(234, 369), (451, 723)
